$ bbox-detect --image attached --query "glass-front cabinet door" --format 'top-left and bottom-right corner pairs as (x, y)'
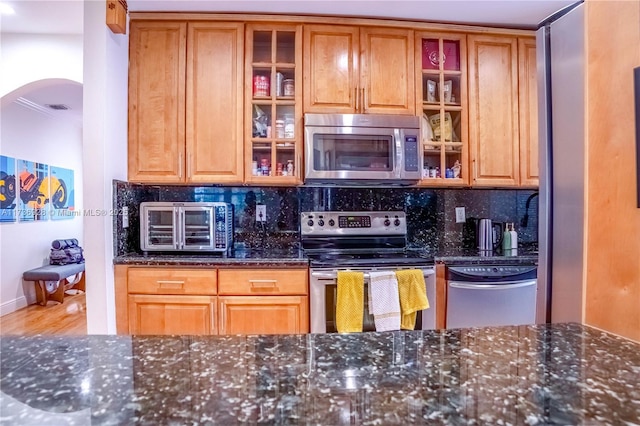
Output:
(415, 33), (468, 185)
(245, 24), (302, 184)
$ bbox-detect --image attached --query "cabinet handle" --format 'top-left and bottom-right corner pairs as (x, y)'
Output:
(157, 280), (185, 289)
(361, 88), (365, 113)
(355, 87), (359, 112)
(178, 152), (183, 178)
(187, 153), (192, 178)
(473, 159), (477, 181)
(210, 301), (216, 334)
(249, 279), (278, 288)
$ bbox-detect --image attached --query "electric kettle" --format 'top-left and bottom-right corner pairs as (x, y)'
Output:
(477, 218), (503, 253)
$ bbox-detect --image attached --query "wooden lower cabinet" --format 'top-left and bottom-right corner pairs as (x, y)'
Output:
(218, 268), (309, 335)
(115, 265), (309, 335)
(218, 296), (308, 335)
(128, 294), (217, 335)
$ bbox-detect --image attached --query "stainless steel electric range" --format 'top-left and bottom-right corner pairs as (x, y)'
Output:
(301, 210), (436, 333)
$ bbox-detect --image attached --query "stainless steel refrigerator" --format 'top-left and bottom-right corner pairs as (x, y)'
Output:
(536, 1), (585, 324)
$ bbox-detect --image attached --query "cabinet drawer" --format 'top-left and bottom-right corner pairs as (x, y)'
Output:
(128, 268), (217, 295)
(218, 269), (308, 295)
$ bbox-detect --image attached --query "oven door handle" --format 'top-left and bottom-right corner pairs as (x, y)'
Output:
(311, 269), (435, 280)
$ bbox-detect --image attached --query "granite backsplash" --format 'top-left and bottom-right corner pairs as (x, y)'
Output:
(113, 180), (539, 257)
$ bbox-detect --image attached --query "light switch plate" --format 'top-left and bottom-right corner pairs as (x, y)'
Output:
(455, 207), (466, 223)
(256, 205), (266, 222)
(122, 206), (129, 228)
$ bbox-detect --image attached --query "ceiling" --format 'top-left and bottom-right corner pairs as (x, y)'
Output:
(1, 0), (577, 126)
(0, 0), (578, 35)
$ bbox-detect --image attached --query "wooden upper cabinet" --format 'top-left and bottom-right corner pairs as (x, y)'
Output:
(187, 22), (244, 183)
(518, 37), (539, 187)
(468, 35), (520, 187)
(128, 21), (187, 183)
(303, 25), (359, 113)
(360, 27), (415, 114)
(303, 25), (414, 115)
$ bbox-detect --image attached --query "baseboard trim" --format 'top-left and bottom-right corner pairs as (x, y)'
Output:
(0, 297), (28, 317)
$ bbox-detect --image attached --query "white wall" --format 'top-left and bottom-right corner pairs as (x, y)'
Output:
(82, 1), (129, 334)
(0, 34), (83, 99)
(0, 97), (84, 315)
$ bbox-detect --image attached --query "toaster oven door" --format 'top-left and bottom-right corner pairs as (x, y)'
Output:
(180, 206), (215, 251)
(141, 206), (179, 251)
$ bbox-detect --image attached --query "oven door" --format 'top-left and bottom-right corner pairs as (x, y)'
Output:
(310, 267), (436, 333)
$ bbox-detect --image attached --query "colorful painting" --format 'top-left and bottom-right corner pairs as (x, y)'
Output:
(17, 159), (49, 221)
(49, 166), (75, 220)
(0, 155), (17, 223)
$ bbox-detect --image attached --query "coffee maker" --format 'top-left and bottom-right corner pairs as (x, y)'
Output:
(463, 217), (504, 253)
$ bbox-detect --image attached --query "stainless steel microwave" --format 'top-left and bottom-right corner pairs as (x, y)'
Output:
(304, 113), (421, 184)
(140, 202), (233, 252)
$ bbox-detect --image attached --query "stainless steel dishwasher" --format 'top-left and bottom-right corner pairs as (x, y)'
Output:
(446, 265), (537, 329)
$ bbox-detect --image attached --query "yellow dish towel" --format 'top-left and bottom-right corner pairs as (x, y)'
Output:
(336, 271), (364, 333)
(396, 269), (430, 330)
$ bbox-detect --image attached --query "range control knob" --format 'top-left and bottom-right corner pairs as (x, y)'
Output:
(492, 267), (499, 273)
(307, 220), (314, 227)
(328, 219), (335, 226)
(394, 219), (401, 226)
(318, 220), (325, 227)
(384, 219), (391, 226)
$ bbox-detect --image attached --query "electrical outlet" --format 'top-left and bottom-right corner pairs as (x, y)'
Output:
(122, 206), (129, 228)
(256, 204), (266, 222)
(455, 207), (466, 223)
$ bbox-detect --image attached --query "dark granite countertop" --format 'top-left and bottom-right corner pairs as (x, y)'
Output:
(114, 247), (538, 268)
(1, 323), (638, 425)
(113, 248), (309, 268)
(433, 247), (539, 265)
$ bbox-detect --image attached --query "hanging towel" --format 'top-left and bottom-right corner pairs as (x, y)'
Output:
(336, 271), (365, 333)
(368, 271), (401, 332)
(396, 269), (430, 330)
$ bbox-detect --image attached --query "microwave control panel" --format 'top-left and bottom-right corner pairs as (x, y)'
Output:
(404, 136), (419, 172)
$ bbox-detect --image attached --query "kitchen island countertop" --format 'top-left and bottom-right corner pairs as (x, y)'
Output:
(1, 323), (638, 425)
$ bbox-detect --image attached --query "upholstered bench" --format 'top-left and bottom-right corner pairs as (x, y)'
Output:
(23, 264), (86, 306)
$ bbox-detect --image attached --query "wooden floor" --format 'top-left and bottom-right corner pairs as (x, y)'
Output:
(0, 292), (87, 335)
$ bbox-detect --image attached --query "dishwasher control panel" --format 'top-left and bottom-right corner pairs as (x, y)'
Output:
(447, 265), (537, 281)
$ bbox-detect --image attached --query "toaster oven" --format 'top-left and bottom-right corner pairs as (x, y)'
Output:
(140, 202), (233, 252)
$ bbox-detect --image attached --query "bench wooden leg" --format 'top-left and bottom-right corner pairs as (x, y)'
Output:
(34, 280), (65, 305)
(35, 282), (48, 306)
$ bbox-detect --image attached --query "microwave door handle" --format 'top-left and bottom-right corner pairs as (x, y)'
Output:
(180, 209), (185, 250)
(394, 129), (402, 178)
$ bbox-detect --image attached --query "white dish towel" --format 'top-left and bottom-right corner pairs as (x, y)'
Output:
(368, 271), (401, 332)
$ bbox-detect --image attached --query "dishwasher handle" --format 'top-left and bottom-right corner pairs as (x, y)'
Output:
(448, 280), (536, 290)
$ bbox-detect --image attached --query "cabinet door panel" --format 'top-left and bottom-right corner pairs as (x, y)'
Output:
(219, 296), (309, 334)
(468, 35), (519, 186)
(361, 28), (415, 115)
(518, 37), (539, 187)
(187, 23), (244, 183)
(303, 25), (359, 113)
(128, 21), (186, 182)
(129, 294), (216, 335)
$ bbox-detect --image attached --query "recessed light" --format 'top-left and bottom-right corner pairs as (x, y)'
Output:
(0, 2), (15, 15)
